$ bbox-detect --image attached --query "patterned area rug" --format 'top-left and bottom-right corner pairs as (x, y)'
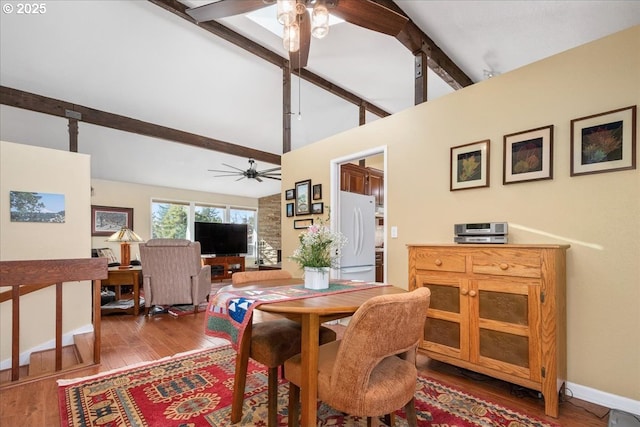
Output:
(58, 345), (560, 427)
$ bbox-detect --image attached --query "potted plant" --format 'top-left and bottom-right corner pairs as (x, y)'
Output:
(290, 221), (346, 289)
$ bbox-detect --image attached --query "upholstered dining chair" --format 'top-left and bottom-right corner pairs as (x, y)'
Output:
(285, 286), (431, 427)
(138, 239), (211, 315)
(232, 269), (293, 286)
(229, 269), (337, 427)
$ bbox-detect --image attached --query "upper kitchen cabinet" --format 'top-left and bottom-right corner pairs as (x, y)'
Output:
(340, 163), (384, 207)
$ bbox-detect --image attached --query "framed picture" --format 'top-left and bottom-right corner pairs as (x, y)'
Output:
(286, 202), (294, 217)
(311, 202), (324, 214)
(571, 105), (637, 176)
(295, 179), (311, 215)
(285, 188), (295, 200)
(312, 184), (322, 200)
(294, 219), (313, 229)
(91, 205), (133, 236)
(450, 140), (490, 191)
(9, 191), (65, 223)
(96, 248), (118, 264)
(503, 125), (554, 184)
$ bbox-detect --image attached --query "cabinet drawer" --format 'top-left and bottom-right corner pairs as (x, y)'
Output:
(472, 251), (541, 278)
(414, 249), (466, 273)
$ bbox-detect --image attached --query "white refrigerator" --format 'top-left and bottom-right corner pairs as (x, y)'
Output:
(338, 191), (376, 282)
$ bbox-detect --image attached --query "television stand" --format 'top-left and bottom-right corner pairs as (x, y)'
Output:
(202, 255), (245, 281)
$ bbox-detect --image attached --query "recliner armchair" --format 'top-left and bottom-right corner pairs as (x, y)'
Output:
(139, 239), (211, 315)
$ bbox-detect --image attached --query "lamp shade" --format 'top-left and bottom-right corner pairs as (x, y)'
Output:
(106, 227), (143, 243)
(106, 227), (143, 268)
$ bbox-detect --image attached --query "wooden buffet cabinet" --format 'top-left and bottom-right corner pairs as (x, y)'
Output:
(408, 244), (569, 417)
(202, 256), (245, 281)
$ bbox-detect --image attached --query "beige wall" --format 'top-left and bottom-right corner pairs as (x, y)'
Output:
(281, 27), (640, 404)
(90, 179), (259, 263)
(0, 141), (92, 364)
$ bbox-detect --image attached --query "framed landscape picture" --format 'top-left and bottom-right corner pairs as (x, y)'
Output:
(450, 140), (490, 191)
(503, 125), (554, 184)
(91, 205), (133, 236)
(294, 179), (311, 215)
(570, 105), (636, 176)
(294, 219), (313, 229)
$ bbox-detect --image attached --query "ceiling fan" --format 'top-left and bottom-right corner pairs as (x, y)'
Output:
(185, 0), (408, 69)
(208, 158), (282, 182)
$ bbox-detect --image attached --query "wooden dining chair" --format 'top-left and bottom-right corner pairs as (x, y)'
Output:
(230, 269), (337, 427)
(285, 287), (431, 427)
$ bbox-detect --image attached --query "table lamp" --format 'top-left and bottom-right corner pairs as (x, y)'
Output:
(106, 227), (144, 269)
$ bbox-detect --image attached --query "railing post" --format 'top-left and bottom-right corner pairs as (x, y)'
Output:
(11, 286), (20, 381)
(55, 282), (63, 371)
(93, 279), (102, 365)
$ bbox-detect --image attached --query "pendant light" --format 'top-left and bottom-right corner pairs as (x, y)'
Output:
(311, 0), (329, 39)
(277, 0), (296, 25)
(283, 21), (300, 52)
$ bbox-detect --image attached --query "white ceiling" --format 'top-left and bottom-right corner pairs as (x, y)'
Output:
(1, 1), (639, 199)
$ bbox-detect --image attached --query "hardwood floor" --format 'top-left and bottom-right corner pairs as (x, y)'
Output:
(0, 311), (610, 427)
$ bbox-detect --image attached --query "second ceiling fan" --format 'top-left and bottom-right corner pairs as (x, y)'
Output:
(185, 0), (408, 69)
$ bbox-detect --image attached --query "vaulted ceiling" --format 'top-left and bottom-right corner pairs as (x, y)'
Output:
(1, 1), (638, 198)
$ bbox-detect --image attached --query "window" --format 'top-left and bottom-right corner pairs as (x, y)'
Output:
(230, 208), (257, 258)
(150, 200), (257, 258)
(195, 205), (224, 223)
(151, 201), (188, 239)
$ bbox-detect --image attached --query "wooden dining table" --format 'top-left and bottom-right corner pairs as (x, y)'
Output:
(227, 278), (407, 426)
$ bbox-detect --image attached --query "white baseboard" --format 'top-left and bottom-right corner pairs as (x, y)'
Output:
(0, 323), (94, 370)
(567, 381), (640, 416)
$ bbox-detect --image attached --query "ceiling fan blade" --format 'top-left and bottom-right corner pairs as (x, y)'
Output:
(290, 9), (311, 69)
(260, 175), (282, 181)
(332, 0), (408, 36)
(257, 167), (282, 173)
(211, 173), (244, 178)
(185, 0), (273, 22)
(208, 168), (239, 173)
(255, 176), (263, 182)
(221, 163), (248, 172)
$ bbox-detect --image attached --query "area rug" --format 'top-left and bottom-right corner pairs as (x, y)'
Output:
(58, 345), (560, 427)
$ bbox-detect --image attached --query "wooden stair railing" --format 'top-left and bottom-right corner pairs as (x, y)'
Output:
(0, 258), (108, 383)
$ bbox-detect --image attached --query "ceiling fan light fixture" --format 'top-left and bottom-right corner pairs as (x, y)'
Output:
(276, 0), (296, 25)
(311, 1), (329, 39)
(283, 22), (300, 52)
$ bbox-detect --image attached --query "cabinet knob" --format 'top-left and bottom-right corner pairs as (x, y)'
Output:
(434, 259), (443, 266)
(469, 290), (477, 297)
(461, 288), (468, 295)
(499, 263), (509, 270)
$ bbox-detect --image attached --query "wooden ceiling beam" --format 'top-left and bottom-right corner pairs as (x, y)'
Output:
(372, 0), (474, 90)
(148, 0), (390, 118)
(0, 85), (281, 165)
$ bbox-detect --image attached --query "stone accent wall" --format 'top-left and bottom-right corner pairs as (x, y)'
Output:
(258, 193), (281, 265)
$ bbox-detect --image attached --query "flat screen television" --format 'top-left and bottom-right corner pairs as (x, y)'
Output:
(194, 222), (248, 256)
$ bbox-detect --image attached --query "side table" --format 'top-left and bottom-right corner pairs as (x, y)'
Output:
(101, 266), (142, 315)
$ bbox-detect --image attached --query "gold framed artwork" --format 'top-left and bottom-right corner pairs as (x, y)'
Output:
(450, 140), (490, 191)
(503, 125), (554, 184)
(570, 105), (637, 176)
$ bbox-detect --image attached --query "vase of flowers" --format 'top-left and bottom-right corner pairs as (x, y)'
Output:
(290, 222), (347, 290)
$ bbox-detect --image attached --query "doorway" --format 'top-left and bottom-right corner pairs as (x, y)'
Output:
(330, 146), (387, 282)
